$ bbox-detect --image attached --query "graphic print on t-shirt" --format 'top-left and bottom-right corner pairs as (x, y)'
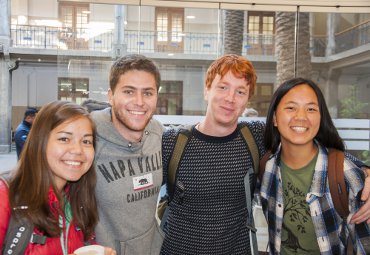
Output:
(133, 173), (153, 190)
(281, 181), (320, 254)
(282, 181), (310, 252)
(96, 150), (162, 204)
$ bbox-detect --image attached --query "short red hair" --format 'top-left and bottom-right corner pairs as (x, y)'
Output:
(205, 54), (257, 98)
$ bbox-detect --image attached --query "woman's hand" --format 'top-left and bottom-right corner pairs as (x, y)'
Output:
(104, 247), (117, 255)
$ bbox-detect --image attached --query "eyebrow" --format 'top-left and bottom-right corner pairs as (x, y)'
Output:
(56, 131), (93, 137)
(57, 131), (72, 135)
(122, 85), (156, 91)
(284, 100), (318, 105)
(218, 80), (249, 88)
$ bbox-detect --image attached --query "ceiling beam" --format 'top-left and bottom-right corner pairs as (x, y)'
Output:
(58, 0), (370, 12)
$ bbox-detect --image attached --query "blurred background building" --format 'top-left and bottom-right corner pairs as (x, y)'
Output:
(0, 0), (369, 162)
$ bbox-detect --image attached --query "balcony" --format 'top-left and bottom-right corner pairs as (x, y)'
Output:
(9, 20), (370, 58)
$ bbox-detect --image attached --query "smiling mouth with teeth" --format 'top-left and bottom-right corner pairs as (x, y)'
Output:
(64, 161), (82, 166)
(129, 111), (145, 115)
(291, 126), (308, 132)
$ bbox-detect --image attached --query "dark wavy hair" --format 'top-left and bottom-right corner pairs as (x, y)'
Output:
(264, 77), (344, 153)
(9, 101), (98, 240)
(109, 54), (161, 92)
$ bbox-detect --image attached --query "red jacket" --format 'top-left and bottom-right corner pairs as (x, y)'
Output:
(0, 179), (94, 255)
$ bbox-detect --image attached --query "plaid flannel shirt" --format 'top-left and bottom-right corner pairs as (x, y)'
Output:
(259, 142), (370, 255)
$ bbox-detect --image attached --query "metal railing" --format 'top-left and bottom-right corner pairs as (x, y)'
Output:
(311, 19), (370, 57)
(10, 21), (370, 57)
(335, 20), (370, 54)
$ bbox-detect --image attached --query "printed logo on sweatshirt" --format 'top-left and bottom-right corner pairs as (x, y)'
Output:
(127, 185), (161, 203)
(133, 173), (153, 190)
(97, 150), (162, 183)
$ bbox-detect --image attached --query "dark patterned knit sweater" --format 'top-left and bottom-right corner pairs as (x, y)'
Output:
(160, 121), (265, 255)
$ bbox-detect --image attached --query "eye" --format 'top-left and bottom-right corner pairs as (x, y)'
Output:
(237, 90), (247, 96)
(284, 106), (295, 111)
(83, 139), (93, 145)
(123, 89), (134, 95)
(307, 106), (319, 112)
(58, 137), (69, 142)
(144, 91), (154, 97)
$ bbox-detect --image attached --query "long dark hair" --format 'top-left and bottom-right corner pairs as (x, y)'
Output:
(264, 78), (344, 153)
(9, 101), (98, 240)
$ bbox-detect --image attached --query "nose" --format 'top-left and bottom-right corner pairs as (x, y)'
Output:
(70, 141), (83, 154)
(295, 108), (307, 120)
(225, 89), (235, 103)
(135, 93), (144, 106)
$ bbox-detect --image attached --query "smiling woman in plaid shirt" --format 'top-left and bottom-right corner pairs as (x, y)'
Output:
(260, 78), (370, 255)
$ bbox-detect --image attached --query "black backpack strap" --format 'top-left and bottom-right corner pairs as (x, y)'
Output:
(239, 124), (260, 254)
(238, 124), (260, 175)
(1, 172), (46, 255)
(167, 126), (192, 200)
(2, 214), (46, 255)
(327, 148), (349, 219)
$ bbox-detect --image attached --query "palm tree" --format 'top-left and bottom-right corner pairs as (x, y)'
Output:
(223, 10), (244, 55)
(275, 12), (312, 85)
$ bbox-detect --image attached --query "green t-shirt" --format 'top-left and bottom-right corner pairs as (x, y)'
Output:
(280, 153), (320, 255)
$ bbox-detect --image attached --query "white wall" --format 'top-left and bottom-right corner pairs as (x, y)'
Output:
(12, 63), (57, 107)
(28, 0), (57, 18)
(90, 4), (115, 22)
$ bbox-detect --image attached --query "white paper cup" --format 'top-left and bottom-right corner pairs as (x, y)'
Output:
(74, 245), (105, 255)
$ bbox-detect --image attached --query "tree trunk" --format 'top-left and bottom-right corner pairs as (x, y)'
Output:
(275, 12), (312, 85)
(223, 10), (244, 55)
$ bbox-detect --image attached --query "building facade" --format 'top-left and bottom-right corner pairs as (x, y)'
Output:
(0, 0), (369, 157)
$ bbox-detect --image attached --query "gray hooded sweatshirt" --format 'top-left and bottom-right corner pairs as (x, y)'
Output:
(91, 108), (164, 255)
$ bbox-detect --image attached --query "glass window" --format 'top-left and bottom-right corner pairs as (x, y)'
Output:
(247, 12), (275, 50)
(155, 7), (184, 52)
(58, 77), (89, 105)
(59, 2), (89, 49)
(157, 12), (168, 42)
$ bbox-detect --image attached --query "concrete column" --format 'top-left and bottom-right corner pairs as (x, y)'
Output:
(326, 13), (336, 57)
(0, 0), (12, 153)
(113, 5), (127, 58)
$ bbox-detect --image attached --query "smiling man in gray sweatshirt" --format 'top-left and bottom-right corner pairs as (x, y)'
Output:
(90, 54), (164, 255)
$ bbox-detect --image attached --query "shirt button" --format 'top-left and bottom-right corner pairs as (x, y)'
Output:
(128, 142), (132, 148)
(278, 203), (282, 207)
(145, 131), (149, 135)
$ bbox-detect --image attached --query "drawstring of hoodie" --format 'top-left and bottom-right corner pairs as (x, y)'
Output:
(59, 196), (72, 255)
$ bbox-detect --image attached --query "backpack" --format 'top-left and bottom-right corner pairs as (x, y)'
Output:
(157, 123), (260, 221)
(157, 125), (349, 222)
(157, 124), (262, 253)
(0, 171), (46, 255)
(157, 124), (350, 255)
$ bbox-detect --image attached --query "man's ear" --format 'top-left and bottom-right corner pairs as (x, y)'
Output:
(204, 86), (209, 101)
(273, 112), (277, 127)
(108, 88), (113, 105)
